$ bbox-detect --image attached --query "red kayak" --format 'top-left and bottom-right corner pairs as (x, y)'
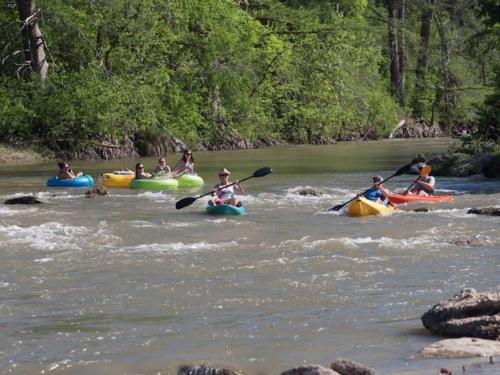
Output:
(388, 194), (453, 205)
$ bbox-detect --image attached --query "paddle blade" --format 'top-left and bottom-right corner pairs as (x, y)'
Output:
(328, 204), (344, 212)
(394, 163), (412, 176)
(175, 196), (197, 210)
(253, 167), (273, 178)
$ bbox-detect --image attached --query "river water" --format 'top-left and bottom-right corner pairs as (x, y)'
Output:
(0, 139), (499, 375)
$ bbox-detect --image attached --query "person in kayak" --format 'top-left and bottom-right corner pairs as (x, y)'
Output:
(361, 175), (390, 205)
(408, 164), (435, 196)
(172, 150), (195, 177)
(210, 168), (244, 207)
(135, 163), (152, 179)
(154, 157), (171, 177)
(57, 162), (83, 180)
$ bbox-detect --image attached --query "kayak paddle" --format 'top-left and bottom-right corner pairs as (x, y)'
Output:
(328, 163), (412, 212)
(175, 166), (273, 209)
(403, 165), (432, 195)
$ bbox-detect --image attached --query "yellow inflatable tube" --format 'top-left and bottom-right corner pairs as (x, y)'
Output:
(101, 171), (135, 188)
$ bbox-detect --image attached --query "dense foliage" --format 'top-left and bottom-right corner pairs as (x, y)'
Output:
(0, 0), (498, 156)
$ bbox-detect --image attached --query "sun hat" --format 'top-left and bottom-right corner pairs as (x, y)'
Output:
(219, 168), (231, 176)
(372, 175), (383, 182)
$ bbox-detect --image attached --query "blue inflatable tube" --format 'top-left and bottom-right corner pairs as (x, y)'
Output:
(47, 175), (94, 188)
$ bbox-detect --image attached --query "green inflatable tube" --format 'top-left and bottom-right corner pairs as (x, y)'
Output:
(130, 178), (179, 190)
(177, 174), (204, 187)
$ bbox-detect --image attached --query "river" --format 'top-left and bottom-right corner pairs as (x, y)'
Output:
(0, 138), (499, 375)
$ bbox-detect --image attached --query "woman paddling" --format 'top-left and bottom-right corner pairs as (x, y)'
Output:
(210, 168), (244, 207)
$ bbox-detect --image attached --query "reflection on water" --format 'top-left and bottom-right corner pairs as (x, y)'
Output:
(0, 139), (499, 375)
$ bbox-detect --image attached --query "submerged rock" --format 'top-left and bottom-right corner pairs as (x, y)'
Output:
(467, 207), (500, 216)
(281, 365), (340, 375)
(178, 363), (246, 375)
(330, 359), (376, 375)
(4, 195), (46, 205)
(85, 186), (108, 198)
(421, 288), (500, 340)
(298, 187), (324, 196)
(413, 207), (430, 213)
(453, 238), (487, 246)
(420, 337), (500, 358)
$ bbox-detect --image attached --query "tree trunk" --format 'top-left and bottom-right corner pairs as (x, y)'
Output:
(16, 0), (48, 80)
(435, 11), (453, 131)
(387, 0), (404, 105)
(414, 0), (436, 117)
(397, 0), (406, 105)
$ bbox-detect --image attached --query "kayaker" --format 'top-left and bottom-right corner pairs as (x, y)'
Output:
(135, 163), (152, 179)
(210, 168), (244, 206)
(154, 157), (171, 177)
(361, 175), (390, 205)
(172, 150), (195, 177)
(408, 164), (435, 196)
(57, 162), (83, 180)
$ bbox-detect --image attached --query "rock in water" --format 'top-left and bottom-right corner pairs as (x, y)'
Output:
(420, 337), (500, 358)
(467, 207), (500, 216)
(281, 365), (340, 375)
(85, 186), (108, 198)
(4, 196), (46, 205)
(299, 188), (324, 196)
(178, 363), (246, 375)
(421, 288), (500, 340)
(331, 359), (376, 375)
(413, 207), (430, 213)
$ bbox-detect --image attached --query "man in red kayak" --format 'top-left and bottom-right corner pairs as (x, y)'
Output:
(408, 164), (435, 196)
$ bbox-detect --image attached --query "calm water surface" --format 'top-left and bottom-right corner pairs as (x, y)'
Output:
(1, 139), (499, 375)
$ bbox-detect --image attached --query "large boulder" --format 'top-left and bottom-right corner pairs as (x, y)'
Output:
(281, 365), (340, 375)
(178, 363), (246, 375)
(420, 337), (500, 358)
(298, 187), (324, 196)
(4, 195), (46, 205)
(483, 154), (500, 178)
(390, 117), (442, 138)
(330, 359), (376, 375)
(421, 288), (500, 340)
(467, 207), (500, 216)
(428, 153), (493, 177)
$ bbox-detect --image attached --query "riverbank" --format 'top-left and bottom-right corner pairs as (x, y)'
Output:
(0, 144), (49, 165)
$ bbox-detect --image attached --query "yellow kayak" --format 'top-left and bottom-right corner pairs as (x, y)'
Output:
(348, 197), (395, 217)
(101, 171), (135, 188)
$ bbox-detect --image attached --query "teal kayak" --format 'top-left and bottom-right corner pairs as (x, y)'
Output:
(206, 203), (246, 215)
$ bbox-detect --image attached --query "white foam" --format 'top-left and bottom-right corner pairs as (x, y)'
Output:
(268, 234), (449, 251)
(34, 257), (54, 263)
(0, 221), (120, 251)
(113, 240), (240, 255)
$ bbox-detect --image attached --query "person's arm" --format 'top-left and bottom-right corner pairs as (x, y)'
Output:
(417, 177), (435, 191)
(66, 170), (77, 179)
(377, 183), (390, 197)
(211, 184), (218, 196)
(235, 181), (244, 194)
